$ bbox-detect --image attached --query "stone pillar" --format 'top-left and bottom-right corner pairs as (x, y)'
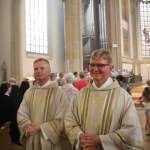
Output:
(130, 0), (139, 74)
(64, 0), (83, 72)
(47, 0), (65, 72)
(0, 0), (12, 81)
(109, 0), (122, 71)
(134, 0), (142, 74)
(11, 0), (23, 81)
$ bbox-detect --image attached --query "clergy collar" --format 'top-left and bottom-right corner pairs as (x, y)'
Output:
(37, 80), (54, 88)
(92, 77), (113, 90)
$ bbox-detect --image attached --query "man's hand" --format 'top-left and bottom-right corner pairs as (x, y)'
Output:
(80, 133), (101, 150)
(25, 123), (41, 136)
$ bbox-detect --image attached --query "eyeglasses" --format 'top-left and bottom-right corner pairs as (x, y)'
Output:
(89, 63), (110, 68)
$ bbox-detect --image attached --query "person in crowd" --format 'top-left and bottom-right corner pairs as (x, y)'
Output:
(111, 69), (119, 80)
(18, 80), (30, 107)
(9, 85), (20, 145)
(9, 80), (30, 145)
(121, 70), (130, 84)
(8, 77), (17, 85)
(49, 72), (57, 81)
(61, 72), (79, 102)
(116, 75), (131, 95)
(65, 49), (143, 149)
(84, 70), (92, 82)
(57, 72), (65, 86)
(17, 58), (68, 150)
(142, 80), (150, 135)
(74, 72), (88, 90)
(73, 72), (78, 83)
(0, 82), (11, 127)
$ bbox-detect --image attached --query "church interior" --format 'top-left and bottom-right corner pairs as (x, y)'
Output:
(0, 0), (150, 149)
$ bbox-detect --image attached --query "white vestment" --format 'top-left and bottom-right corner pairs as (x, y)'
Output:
(17, 80), (68, 150)
(65, 79), (143, 150)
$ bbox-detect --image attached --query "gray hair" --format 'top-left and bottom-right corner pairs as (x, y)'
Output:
(91, 49), (112, 64)
(33, 58), (50, 65)
(64, 73), (75, 83)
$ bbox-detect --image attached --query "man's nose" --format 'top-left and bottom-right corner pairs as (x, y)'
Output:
(93, 66), (99, 71)
(36, 68), (41, 73)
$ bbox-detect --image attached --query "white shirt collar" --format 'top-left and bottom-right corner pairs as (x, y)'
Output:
(92, 77), (113, 90)
(37, 80), (54, 88)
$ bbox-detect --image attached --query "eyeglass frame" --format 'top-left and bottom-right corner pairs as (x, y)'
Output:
(88, 63), (111, 68)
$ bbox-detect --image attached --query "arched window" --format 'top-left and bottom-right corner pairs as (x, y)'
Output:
(140, 0), (150, 57)
(25, 0), (48, 54)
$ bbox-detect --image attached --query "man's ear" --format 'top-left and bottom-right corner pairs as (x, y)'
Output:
(111, 65), (114, 69)
(110, 65), (114, 70)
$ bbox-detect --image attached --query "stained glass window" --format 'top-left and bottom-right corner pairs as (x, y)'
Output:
(140, 0), (150, 57)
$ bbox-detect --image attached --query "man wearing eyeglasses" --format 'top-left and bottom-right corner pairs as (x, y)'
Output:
(65, 49), (143, 150)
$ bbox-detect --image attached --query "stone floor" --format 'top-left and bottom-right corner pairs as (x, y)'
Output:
(0, 123), (23, 150)
(0, 82), (150, 150)
(137, 107), (150, 150)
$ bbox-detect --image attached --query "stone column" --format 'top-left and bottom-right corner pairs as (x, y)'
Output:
(109, 0), (122, 71)
(134, 0), (141, 74)
(11, 0), (23, 81)
(64, 0), (83, 72)
(47, 0), (65, 72)
(0, 0), (12, 81)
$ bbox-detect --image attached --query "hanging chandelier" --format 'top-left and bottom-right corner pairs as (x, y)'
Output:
(140, 0), (150, 4)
